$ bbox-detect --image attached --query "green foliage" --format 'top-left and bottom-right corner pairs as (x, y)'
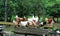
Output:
(40, 16), (46, 22)
(56, 0), (60, 4)
(11, 15), (16, 21)
(53, 27), (57, 30)
(0, 0), (60, 21)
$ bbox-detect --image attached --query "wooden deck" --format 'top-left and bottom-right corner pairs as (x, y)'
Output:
(14, 27), (52, 36)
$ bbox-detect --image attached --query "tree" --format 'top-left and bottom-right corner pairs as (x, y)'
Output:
(0, 0), (60, 22)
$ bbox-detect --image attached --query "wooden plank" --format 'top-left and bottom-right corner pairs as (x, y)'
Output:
(0, 22), (14, 25)
(43, 24), (53, 28)
(14, 27), (51, 35)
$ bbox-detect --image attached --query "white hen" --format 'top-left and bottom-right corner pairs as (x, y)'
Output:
(28, 16), (38, 22)
(20, 21), (28, 26)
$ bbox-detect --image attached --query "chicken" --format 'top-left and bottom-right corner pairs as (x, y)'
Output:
(20, 21), (28, 26)
(13, 15), (28, 26)
(28, 16), (38, 22)
(13, 20), (19, 27)
(28, 16), (39, 27)
(45, 18), (54, 24)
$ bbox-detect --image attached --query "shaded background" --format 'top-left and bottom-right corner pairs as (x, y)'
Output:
(0, 0), (60, 22)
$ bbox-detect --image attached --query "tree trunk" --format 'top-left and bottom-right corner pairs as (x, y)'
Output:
(57, 17), (58, 23)
(53, 17), (56, 23)
(38, 0), (40, 23)
(5, 0), (7, 22)
(34, 10), (35, 17)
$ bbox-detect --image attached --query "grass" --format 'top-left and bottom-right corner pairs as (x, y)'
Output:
(5, 25), (14, 31)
